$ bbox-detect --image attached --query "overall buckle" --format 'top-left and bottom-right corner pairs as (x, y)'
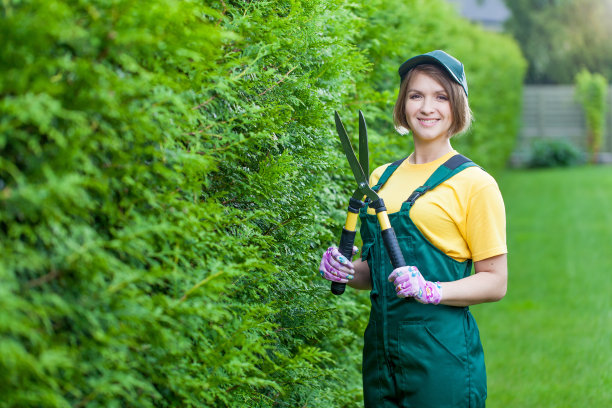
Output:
(406, 186), (430, 205)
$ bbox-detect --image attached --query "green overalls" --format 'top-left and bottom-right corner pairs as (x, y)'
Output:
(359, 155), (487, 408)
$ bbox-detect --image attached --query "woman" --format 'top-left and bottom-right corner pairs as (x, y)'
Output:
(319, 50), (507, 407)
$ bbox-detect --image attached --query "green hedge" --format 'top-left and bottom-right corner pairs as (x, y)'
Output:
(1, 1), (525, 407)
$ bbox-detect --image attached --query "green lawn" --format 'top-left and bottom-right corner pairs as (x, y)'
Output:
(472, 166), (612, 407)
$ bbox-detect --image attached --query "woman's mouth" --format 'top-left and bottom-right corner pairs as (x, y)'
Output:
(418, 118), (440, 127)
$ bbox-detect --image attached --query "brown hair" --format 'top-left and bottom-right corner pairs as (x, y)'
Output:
(393, 64), (472, 136)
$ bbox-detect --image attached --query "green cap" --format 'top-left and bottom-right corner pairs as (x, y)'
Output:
(398, 50), (468, 96)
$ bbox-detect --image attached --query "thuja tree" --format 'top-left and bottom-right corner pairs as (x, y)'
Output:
(197, 0), (373, 406)
(575, 69), (608, 163)
(1, 0), (230, 406)
(1, 0), (372, 406)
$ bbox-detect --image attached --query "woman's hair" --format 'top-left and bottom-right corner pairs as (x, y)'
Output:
(393, 64), (472, 136)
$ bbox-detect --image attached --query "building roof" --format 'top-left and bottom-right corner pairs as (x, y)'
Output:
(447, 0), (510, 31)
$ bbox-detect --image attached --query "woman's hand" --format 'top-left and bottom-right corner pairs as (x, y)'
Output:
(319, 246), (358, 283)
(388, 266), (442, 304)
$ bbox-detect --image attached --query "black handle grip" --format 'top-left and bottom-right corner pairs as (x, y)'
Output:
(381, 228), (406, 269)
(331, 228), (357, 295)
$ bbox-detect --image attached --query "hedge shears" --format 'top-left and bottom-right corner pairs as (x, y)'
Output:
(331, 111), (407, 295)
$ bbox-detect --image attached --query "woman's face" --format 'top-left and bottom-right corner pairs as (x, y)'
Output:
(404, 71), (453, 143)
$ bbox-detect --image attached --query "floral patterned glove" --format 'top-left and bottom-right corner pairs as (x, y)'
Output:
(388, 265), (442, 304)
(319, 246), (358, 283)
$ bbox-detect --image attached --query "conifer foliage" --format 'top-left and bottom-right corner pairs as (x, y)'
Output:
(1, 0), (524, 407)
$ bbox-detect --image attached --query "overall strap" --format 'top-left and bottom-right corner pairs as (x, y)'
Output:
(405, 154), (478, 206)
(371, 157), (408, 192)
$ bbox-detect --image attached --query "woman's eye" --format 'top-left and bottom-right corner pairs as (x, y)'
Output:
(409, 94), (422, 100)
(437, 95), (449, 101)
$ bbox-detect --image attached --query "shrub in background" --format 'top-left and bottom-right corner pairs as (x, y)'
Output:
(528, 139), (585, 168)
(574, 69), (608, 163)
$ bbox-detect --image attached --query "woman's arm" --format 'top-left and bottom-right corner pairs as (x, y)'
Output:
(347, 259), (372, 290)
(438, 253), (507, 307)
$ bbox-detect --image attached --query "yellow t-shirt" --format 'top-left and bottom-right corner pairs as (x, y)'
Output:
(367, 150), (507, 262)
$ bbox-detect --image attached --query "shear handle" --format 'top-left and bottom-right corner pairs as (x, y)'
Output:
(331, 198), (364, 295)
(331, 228), (357, 295)
(370, 199), (406, 269)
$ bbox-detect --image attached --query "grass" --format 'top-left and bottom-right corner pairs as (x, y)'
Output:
(472, 165), (612, 407)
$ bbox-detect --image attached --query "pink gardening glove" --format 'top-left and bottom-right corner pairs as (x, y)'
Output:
(319, 246), (358, 283)
(388, 265), (442, 304)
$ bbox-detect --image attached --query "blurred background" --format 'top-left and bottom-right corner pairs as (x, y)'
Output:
(1, 0), (610, 407)
(451, 0), (612, 166)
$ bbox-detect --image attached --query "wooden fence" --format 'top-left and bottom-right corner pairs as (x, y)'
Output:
(511, 85), (612, 165)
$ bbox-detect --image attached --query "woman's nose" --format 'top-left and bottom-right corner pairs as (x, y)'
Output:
(419, 97), (435, 113)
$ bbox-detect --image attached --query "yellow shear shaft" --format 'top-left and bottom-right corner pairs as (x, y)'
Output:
(376, 211), (392, 231)
(344, 212), (359, 231)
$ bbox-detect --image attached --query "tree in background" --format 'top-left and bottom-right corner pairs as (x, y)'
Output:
(575, 70), (608, 163)
(504, 0), (612, 84)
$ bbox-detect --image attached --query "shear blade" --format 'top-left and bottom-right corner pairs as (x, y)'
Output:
(334, 111), (379, 202)
(335, 111), (368, 185)
(358, 110), (369, 179)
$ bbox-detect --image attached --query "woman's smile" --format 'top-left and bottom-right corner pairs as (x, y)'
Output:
(417, 118), (441, 127)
